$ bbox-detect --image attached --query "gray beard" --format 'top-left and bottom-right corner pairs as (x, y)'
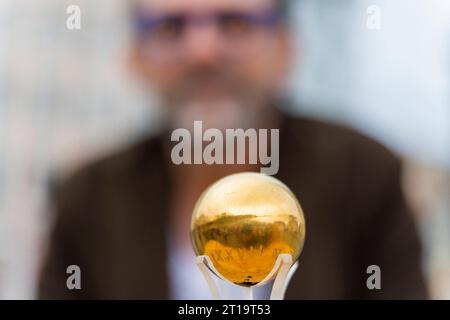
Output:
(165, 99), (270, 131)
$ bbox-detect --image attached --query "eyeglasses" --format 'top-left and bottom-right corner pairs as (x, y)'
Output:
(133, 9), (281, 64)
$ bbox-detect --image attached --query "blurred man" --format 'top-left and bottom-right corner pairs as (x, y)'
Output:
(38, 0), (428, 299)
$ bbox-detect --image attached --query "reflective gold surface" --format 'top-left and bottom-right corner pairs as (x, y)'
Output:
(191, 172), (305, 286)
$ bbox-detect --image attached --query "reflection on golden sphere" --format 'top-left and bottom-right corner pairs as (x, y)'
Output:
(191, 172), (305, 286)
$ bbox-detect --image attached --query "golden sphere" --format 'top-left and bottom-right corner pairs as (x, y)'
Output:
(191, 172), (305, 286)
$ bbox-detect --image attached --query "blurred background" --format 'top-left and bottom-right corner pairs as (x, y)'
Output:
(0, 0), (449, 299)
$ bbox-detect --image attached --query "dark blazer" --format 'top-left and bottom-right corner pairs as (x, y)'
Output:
(38, 113), (428, 299)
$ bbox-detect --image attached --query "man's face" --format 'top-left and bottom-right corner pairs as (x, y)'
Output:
(131, 0), (292, 129)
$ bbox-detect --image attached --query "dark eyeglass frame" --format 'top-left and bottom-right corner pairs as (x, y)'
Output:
(133, 9), (281, 38)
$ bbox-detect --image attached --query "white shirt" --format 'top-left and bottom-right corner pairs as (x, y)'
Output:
(166, 232), (213, 300)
